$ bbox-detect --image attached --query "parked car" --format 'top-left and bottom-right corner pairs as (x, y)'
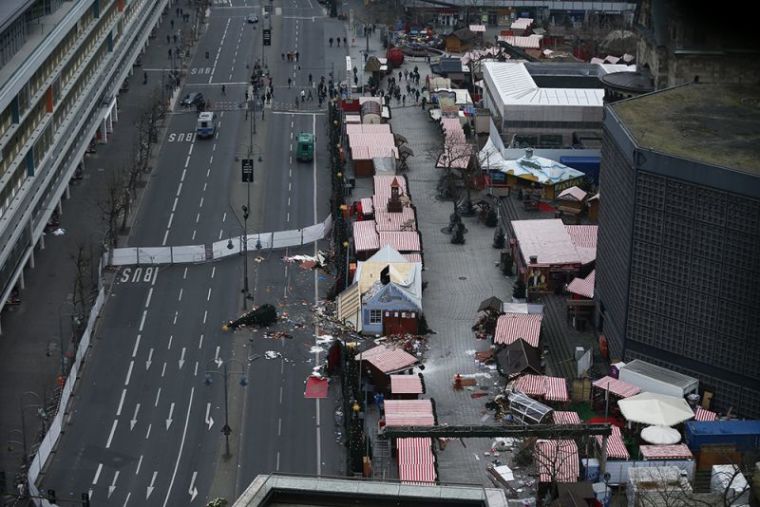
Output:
(246, 14), (258, 23)
(181, 92), (205, 107)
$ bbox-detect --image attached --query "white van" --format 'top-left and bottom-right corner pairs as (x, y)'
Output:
(196, 111), (217, 138)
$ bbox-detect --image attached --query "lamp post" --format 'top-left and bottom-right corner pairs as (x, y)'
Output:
(204, 359), (248, 458)
(342, 240), (350, 289)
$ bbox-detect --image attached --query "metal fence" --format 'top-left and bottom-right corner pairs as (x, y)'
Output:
(105, 215), (333, 267)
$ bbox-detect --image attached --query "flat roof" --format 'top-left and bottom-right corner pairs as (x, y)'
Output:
(611, 83), (760, 176)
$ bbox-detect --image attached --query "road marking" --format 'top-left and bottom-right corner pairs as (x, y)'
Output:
(116, 389), (126, 416)
(130, 403), (140, 430)
(279, 385), (283, 404)
(162, 387), (195, 507)
(203, 310), (208, 324)
(162, 229), (169, 246)
(181, 168), (187, 181)
(288, 196), (291, 206)
(207, 287), (212, 301)
(290, 132), (293, 140)
(146, 348), (154, 369)
(195, 212), (200, 224)
(222, 212), (226, 222)
(152, 267), (159, 285)
(168, 335), (173, 349)
(198, 334), (204, 349)
(185, 156), (191, 168)
(288, 182), (291, 192)
(276, 451), (280, 471)
(172, 197), (178, 213)
(123, 492), (131, 506)
(211, 266), (216, 279)
(179, 347), (186, 369)
(194, 361), (198, 376)
(147, 471), (157, 500)
(139, 310), (147, 332)
(214, 346), (222, 367)
(145, 423), (152, 439)
(136, 454), (143, 475)
(155, 387), (161, 407)
(183, 267), (188, 279)
(132, 334), (141, 358)
(173, 312), (178, 325)
(206, 168), (210, 178)
(167, 212), (174, 229)
(161, 362), (167, 377)
(218, 229), (223, 240)
(166, 402), (175, 430)
(189, 471), (199, 502)
(92, 463), (103, 485)
(105, 419), (118, 448)
(178, 288), (184, 301)
(209, 155), (214, 165)
(278, 417), (282, 436)
(203, 182), (207, 192)
(176, 182), (183, 197)
(188, 143), (194, 156)
(145, 287), (154, 308)
(125, 360), (134, 385)
(280, 360), (284, 375)
(287, 212), (290, 222)
(199, 197), (205, 208)
(192, 230), (197, 240)
(205, 402), (214, 430)
(108, 470), (120, 498)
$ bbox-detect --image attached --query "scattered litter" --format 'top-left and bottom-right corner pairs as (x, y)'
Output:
(281, 251), (327, 270)
(309, 345), (325, 354)
(264, 351), (282, 360)
(316, 334), (335, 345)
(473, 453), (480, 461)
(52, 228), (65, 236)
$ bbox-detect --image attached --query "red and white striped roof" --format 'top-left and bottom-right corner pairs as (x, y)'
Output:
(595, 426), (629, 460)
(694, 406), (717, 422)
(402, 253), (423, 265)
(384, 399), (434, 427)
(357, 344), (418, 374)
(557, 186), (588, 202)
(351, 145), (399, 160)
(565, 225), (598, 265)
(494, 313), (543, 347)
(348, 132), (395, 148)
(498, 35), (542, 49)
(360, 197), (374, 215)
(345, 123), (392, 135)
(553, 411), (581, 424)
(640, 444), (693, 460)
(390, 374), (424, 394)
(515, 374), (568, 402)
(353, 220), (379, 253)
(374, 206), (417, 232)
(374, 175), (408, 201)
(397, 437), (437, 484)
(593, 376), (641, 398)
(567, 270), (595, 299)
(534, 440), (579, 483)
(379, 231), (421, 253)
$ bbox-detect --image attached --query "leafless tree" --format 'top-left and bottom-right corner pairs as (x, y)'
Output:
(70, 240), (95, 324)
(98, 173), (127, 249)
(426, 130), (478, 216)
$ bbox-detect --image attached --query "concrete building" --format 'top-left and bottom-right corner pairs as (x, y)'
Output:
(0, 0), (170, 327)
(634, 0), (760, 90)
(595, 83), (760, 418)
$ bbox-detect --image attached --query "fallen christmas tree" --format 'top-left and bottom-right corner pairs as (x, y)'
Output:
(223, 304), (278, 330)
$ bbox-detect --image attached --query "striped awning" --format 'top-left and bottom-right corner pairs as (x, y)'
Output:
(515, 374), (568, 402)
(379, 231), (421, 253)
(398, 463), (437, 484)
(353, 220), (379, 253)
(640, 444), (693, 460)
(374, 206), (417, 232)
(357, 344), (418, 374)
(534, 440), (579, 483)
(397, 437), (435, 465)
(567, 270), (595, 299)
(390, 374), (424, 394)
(595, 426), (629, 460)
(494, 313), (543, 347)
(593, 376), (641, 398)
(384, 399), (434, 427)
(553, 411), (581, 424)
(374, 175), (408, 202)
(351, 145), (399, 160)
(694, 406), (717, 421)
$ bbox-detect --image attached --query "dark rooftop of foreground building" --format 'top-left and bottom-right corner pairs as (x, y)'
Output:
(610, 83), (760, 176)
(233, 474), (508, 507)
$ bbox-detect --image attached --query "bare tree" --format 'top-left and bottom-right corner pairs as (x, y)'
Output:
(98, 173), (127, 249)
(70, 240), (96, 325)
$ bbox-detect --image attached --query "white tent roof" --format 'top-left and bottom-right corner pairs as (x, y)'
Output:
(618, 392), (695, 427)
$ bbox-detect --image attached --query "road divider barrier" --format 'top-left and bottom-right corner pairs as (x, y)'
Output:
(105, 214), (333, 266)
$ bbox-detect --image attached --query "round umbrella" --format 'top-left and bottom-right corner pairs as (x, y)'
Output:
(641, 425), (681, 445)
(617, 392), (695, 427)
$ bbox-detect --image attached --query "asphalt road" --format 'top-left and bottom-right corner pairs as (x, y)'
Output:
(42, 1), (340, 505)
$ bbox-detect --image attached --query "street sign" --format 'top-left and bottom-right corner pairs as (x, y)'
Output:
(263, 28), (271, 46)
(242, 159), (254, 182)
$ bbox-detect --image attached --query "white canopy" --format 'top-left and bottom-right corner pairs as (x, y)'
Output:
(641, 425), (681, 445)
(618, 392), (695, 427)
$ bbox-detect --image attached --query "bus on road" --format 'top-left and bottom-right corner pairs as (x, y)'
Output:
(296, 132), (314, 161)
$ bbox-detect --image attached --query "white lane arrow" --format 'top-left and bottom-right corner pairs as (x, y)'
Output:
(188, 471), (198, 502)
(178, 347), (186, 369)
(214, 346), (222, 368)
(145, 347), (154, 370)
(166, 402), (175, 430)
(205, 402), (214, 431)
(130, 403), (141, 431)
(146, 471), (157, 499)
(108, 470), (120, 498)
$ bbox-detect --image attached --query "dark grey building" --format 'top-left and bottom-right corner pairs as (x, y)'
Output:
(596, 83), (760, 418)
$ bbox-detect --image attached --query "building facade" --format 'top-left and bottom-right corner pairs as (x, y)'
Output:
(0, 0), (170, 326)
(595, 83), (760, 418)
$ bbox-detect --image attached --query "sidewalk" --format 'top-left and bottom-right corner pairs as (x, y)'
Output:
(0, 2), (192, 494)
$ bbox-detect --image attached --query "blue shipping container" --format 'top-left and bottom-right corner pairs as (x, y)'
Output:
(560, 156), (601, 186)
(684, 420), (760, 452)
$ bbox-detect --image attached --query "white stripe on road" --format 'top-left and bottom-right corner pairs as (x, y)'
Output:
(139, 310), (147, 332)
(203, 310), (208, 324)
(168, 334), (173, 349)
(162, 387), (195, 507)
(207, 288), (212, 301)
(198, 334), (204, 349)
(132, 334), (141, 358)
(92, 463), (103, 485)
(105, 419), (118, 448)
(181, 168), (187, 182)
(145, 288), (153, 308)
(116, 389), (126, 416)
(145, 423), (152, 440)
(178, 288), (183, 301)
(155, 387), (161, 407)
(172, 197), (178, 212)
(125, 360), (134, 385)
(136, 455), (143, 475)
(162, 230), (169, 246)
(176, 182), (183, 197)
(211, 267), (216, 279)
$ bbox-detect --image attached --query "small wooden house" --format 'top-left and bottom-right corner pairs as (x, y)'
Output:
(444, 28), (478, 53)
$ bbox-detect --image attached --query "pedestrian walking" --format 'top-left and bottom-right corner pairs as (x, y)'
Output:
(173, 34), (178, 44)
(221, 84), (226, 95)
(295, 51), (299, 61)
(168, 48), (172, 58)
(402, 94), (406, 106)
(170, 19), (174, 29)
(288, 77), (292, 88)
(398, 71), (402, 81)
(343, 37), (347, 46)
(301, 89), (306, 100)
(166, 34), (171, 44)
(308, 89), (313, 101)
(329, 37), (333, 47)
(205, 50), (210, 59)
(308, 73), (313, 84)
(336, 37), (340, 47)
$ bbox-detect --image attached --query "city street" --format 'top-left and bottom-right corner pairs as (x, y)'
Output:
(41, 1), (339, 504)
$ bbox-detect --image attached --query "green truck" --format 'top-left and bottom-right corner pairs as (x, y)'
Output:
(296, 132), (314, 162)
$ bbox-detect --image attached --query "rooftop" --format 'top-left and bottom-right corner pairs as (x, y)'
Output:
(611, 83), (760, 176)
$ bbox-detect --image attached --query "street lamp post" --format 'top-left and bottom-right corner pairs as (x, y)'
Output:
(204, 359), (248, 458)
